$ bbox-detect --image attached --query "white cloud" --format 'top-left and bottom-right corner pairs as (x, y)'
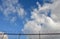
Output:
(22, 21), (41, 34)
(0, 0), (26, 23)
(10, 16), (16, 23)
(51, 0), (60, 22)
(22, 1), (60, 39)
(1, 0), (25, 17)
(43, 0), (60, 22)
(16, 5), (26, 18)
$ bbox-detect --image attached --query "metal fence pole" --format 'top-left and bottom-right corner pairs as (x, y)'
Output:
(39, 34), (40, 39)
(18, 33), (20, 39)
(39, 31), (40, 39)
(2, 34), (4, 39)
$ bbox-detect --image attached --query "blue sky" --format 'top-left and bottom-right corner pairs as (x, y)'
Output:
(0, 0), (59, 39)
(0, 0), (53, 33)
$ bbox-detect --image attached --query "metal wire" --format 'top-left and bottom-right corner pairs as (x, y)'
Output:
(0, 33), (60, 35)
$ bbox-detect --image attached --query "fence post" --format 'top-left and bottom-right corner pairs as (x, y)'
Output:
(18, 33), (20, 39)
(39, 31), (40, 39)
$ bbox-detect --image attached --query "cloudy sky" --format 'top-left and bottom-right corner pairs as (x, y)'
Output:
(0, 0), (60, 39)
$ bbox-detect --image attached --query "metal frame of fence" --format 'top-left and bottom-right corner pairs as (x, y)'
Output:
(0, 33), (60, 39)
(0, 33), (60, 35)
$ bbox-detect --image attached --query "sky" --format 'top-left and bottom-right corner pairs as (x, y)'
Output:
(0, 0), (60, 39)
(0, 0), (53, 33)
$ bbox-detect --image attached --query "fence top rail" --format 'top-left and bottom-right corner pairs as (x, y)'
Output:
(0, 33), (60, 35)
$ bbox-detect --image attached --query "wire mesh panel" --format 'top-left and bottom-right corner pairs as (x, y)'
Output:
(0, 33), (60, 39)
(20, 35), (40, 39)
(8, 35), (18, 39)
(19, 33), (60, 39)
(41, 35), (60, 39)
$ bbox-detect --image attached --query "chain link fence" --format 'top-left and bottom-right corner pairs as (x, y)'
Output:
(0, 33), (60, 39)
